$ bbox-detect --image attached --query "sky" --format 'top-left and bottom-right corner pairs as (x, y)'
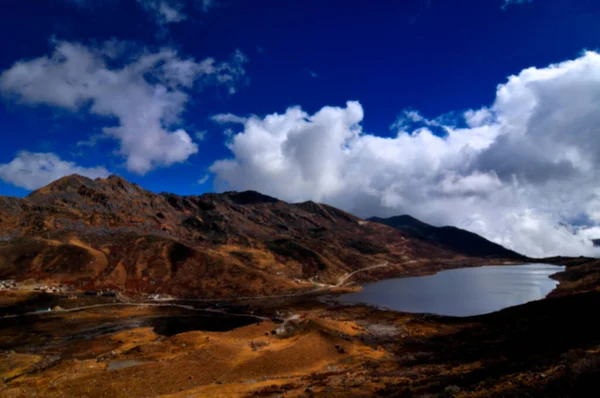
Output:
(1, 0), (600, 257)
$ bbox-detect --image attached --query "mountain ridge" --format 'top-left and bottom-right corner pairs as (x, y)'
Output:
(369, 214), (524, 259)
(0, 174), (517, 298)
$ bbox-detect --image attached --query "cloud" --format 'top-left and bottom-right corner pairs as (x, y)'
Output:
(137, 0), (187, 25)
(197, 174), (210, 184)
(210, 51), (600, 257)
(502, 0), (533, 10)
(64, 0), (188, 27)
(211, 113), (249, 124)
(0, 39), (247, 175)
(0, 151), (110, 190)
(194, 130), (207, 140)
(65, 0), (218, 18)
(390, 109), (446, 131)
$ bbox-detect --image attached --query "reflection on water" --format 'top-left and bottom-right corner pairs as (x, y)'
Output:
(336, 264), (565, 317)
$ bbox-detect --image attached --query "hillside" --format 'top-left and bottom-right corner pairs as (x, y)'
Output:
(0, 175), (499, 298)
(369, 215), (525, 259)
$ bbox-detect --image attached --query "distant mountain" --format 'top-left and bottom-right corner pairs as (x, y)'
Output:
(368, 215), (525, 260)
(0, 175), (492, 298)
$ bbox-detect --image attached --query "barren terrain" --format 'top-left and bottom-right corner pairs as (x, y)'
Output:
(0, 175), (509, 299)
(1, 257), (599, 397)
(1, 176), (599, 397)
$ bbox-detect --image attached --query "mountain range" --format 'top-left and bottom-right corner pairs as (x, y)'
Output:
(369, 215), (524, 259)
(0, 175), (523, 298)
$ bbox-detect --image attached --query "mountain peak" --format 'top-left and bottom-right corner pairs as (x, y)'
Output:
(28, 174), (96, 197)
(225, 190), (281, 205)
(370, 214), (524, 259)
(24, 174), (149, 211)
(105, 174), (129, 184)
(369, 214), (432, 230)
(97, 174), (140, 192)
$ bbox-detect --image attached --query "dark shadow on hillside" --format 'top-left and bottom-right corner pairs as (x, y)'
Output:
(393, 292), (600, 396)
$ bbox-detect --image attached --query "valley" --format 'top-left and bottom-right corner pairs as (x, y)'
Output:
(0, 176), (599, 397)
(1, 258), (600, 397)
(2, 0), (600, 396)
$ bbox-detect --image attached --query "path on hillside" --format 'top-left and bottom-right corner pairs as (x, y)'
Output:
(334, 261), (392, 287)
(0, 302), (270, 322)
(0, 260), (400, 320)
(178, 260), (396, 302)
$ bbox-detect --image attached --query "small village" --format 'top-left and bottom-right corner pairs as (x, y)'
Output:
(0, 280), (124, 306)
(0, 280), (67, 294)
(0, 280), (16, 290)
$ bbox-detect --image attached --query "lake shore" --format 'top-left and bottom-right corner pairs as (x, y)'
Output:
(1, 258), (599, 397)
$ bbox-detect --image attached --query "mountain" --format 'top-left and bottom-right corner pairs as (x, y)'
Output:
(368, 215), (525, 259)
(0, 176), (428, 297)
(0, 175), (510, 298)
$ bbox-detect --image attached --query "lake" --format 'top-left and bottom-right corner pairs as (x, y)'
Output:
(335, 263), (565, 317)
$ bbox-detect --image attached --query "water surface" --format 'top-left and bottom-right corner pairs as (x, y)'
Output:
(336, 263), (564, 317)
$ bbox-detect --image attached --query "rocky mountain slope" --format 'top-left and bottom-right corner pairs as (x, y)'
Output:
(369, 215), (524, 259)
(0, 175), (506, 298)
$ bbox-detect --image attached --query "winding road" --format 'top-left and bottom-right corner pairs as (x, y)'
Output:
(0, 302), (270, 321)
(0, 260), (396, 320)
(334, 261), (390, 287)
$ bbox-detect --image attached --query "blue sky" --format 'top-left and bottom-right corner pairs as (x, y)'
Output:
(1, 0), (600, 257)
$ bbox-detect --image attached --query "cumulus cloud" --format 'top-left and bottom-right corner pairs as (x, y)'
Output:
(210, 52), (600, 257)
(0, 39), (247, 174)
(137, 0), (187, 26)
(0, 152), (109, 190)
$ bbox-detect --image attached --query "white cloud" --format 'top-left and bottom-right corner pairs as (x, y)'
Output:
(137, 0), (187, 25)
(211, 113), (249, 124)
(0, 152), (110, 190)
(391, 109), (447, 131)
(464, 108), (494, 128)
(194, 130), (207, 140)
(210, 52), (600, 257)
(198, 174), (210, 184)
(0, 39), (247, 175)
